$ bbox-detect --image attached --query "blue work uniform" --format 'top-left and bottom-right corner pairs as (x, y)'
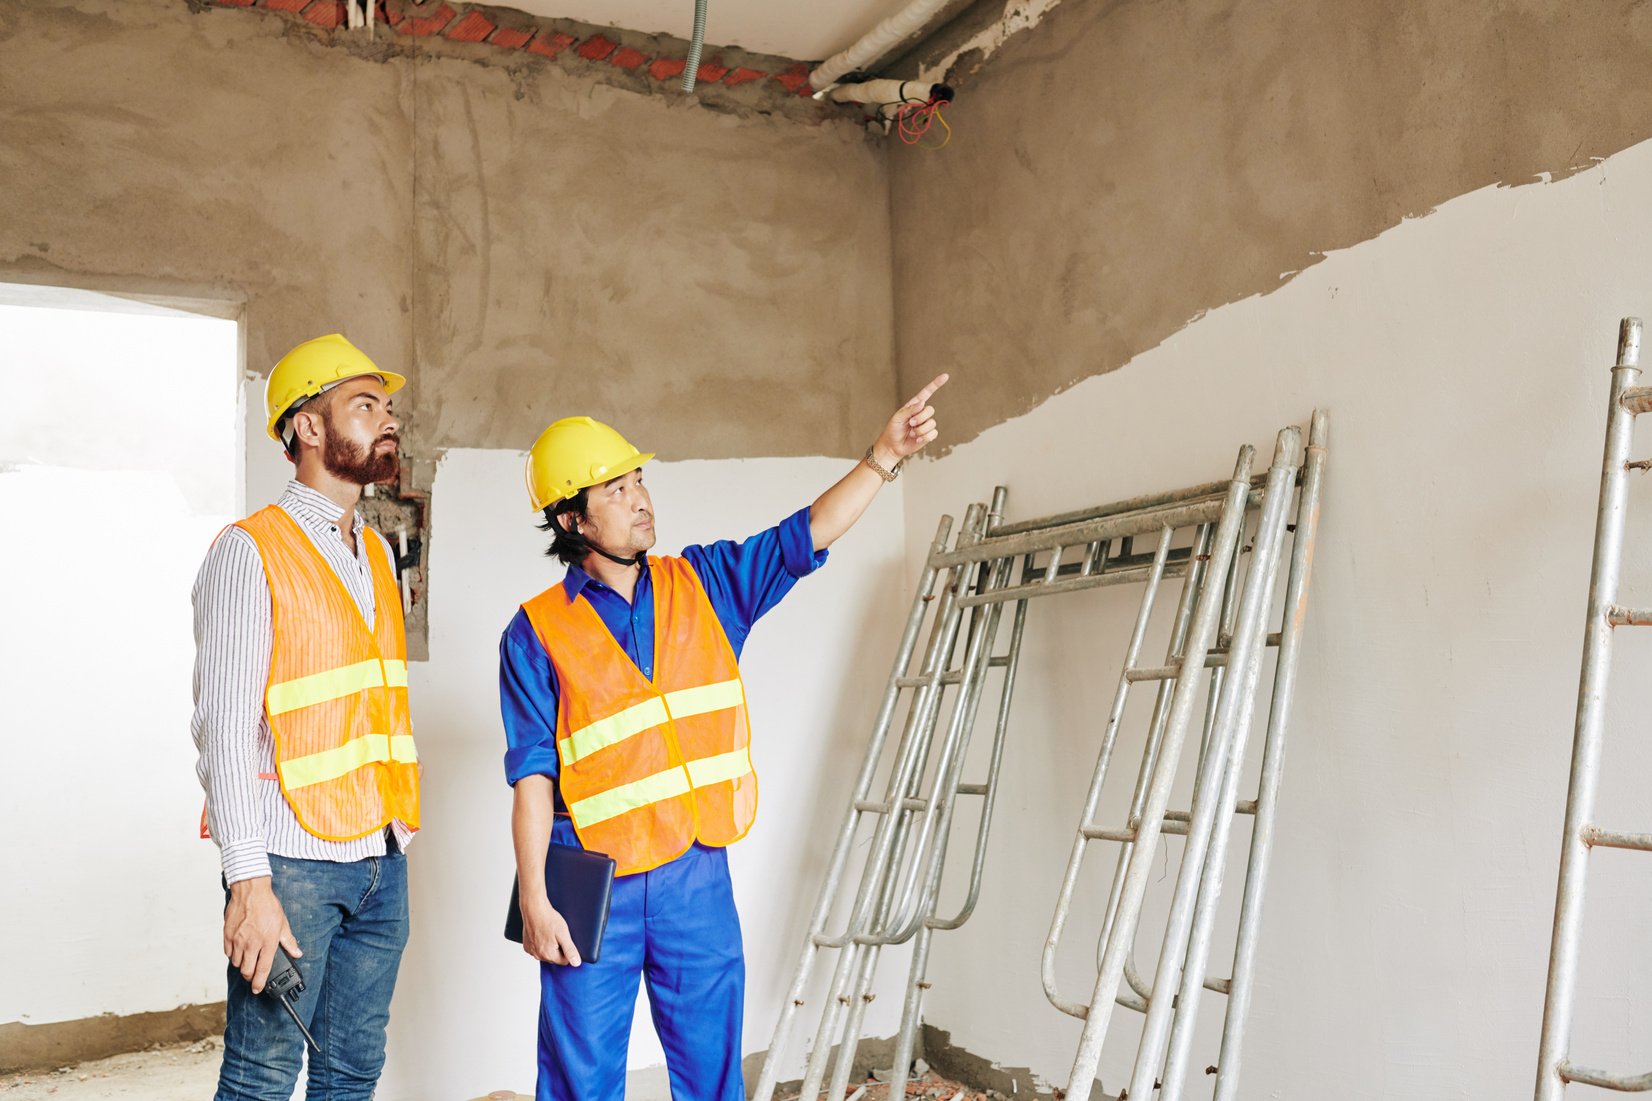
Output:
(499, 507), (827, 1101)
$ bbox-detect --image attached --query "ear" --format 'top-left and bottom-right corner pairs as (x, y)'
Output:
(292, 407), (326, 451)
(554, 509), (581, 535)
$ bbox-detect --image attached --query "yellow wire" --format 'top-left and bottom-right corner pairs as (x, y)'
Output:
(923, 105), (952, 150)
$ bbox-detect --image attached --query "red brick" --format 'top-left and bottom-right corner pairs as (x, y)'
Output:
(260, 0), (309, 12)
(772, 62), (812, 95)
(379, 2), (402, 25)
(609, 46), (647, 71)
(723, 66), (765, 87)
(525, 30), (575, 58)
(396, 3), (455, 36)
(301, 1), (345, 28)
(488, 25), (532, 49)
(576, 34), (616, 61)
(443, 10), (493, 42)
(695, 60), (729, 83)
(648, 57), (686, 82)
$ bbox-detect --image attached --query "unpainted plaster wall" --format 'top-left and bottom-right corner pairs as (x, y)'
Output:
(897, 122), (1652, 1101)
(890, 0), (1652, 447)
(0, 0), (896, 462)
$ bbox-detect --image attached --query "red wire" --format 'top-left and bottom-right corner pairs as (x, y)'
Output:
(894, 97), (947, 146)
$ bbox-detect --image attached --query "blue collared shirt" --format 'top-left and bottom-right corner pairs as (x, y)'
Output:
(498, 506), (827, 788)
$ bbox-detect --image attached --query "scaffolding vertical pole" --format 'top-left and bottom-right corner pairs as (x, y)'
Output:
(1534, 318), (1647, 1100)
(752, 511), (961, 1101)
(1211, 409), (1329, 1101)
(1061, 448), (1258, 1101)
(1124, 426), (1301, 1101)
(1148, 428), (1303, 1101)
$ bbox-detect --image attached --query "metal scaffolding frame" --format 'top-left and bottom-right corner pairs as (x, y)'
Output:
(753, 413), (1327, 1101)
(1534, 317), (1652, 1098)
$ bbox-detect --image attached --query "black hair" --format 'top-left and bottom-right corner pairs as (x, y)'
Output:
(537, 488), (647, 570)
(538, 490), (591, 566)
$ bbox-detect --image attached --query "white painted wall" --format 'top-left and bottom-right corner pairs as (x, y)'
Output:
(376, 449), (913, 1101)
(895, 137), (1652, 1099)
(0, 302), (240, 1026)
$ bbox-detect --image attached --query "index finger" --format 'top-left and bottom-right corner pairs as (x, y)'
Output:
(905, 373), (950, 409)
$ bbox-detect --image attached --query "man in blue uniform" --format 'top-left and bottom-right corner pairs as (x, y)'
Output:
(498, 375), (947, 1101)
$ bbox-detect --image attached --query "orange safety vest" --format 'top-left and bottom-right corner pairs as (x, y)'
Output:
(231, 505), (420, 841)
(522, 556), (757, 876)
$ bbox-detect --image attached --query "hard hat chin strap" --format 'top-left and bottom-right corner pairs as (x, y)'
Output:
(587, 545), (646, 569)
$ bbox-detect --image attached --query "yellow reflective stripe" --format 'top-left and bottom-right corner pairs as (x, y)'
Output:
(564, 698), (670, 765)
(563, 680), (743, 765)
(662, 678), (744, 720)
(268, 658), (396, 716)
(685, 748), (754, 788)
(569, 766), (691, 827)
(279, 733), (418, 790)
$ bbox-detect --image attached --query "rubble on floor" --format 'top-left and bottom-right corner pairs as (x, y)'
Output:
(779, 1064), (1009, 1101)
(0, 1039), (219, 1100)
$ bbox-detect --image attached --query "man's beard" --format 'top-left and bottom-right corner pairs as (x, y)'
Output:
(322, 420), (399, 485)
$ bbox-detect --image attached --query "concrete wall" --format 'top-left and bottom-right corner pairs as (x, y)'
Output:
(894, 106), (1652, 1101)
(891, 0), (1652, 447)
(0, 0), (895, 462)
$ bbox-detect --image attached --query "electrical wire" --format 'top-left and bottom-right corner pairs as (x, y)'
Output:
(892, 96), (952, 149)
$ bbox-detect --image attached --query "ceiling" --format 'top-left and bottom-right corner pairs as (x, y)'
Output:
(503, 0), (913, 61)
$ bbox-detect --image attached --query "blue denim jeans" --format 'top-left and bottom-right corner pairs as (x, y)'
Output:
(215, 851), (410, 1101)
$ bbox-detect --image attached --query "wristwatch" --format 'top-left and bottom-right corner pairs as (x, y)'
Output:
(863, 446), (902, 482)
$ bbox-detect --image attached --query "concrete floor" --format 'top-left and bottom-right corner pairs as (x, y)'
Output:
(0, 1042), (533, 1101)
(0, 1041), (220, 1100)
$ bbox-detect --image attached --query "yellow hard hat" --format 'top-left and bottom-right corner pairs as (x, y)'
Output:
(525, 416), (654, 511)
(264, 333), (406, 443)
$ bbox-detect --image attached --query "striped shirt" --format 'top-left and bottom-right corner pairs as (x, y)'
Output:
(192, 479), (416, 885)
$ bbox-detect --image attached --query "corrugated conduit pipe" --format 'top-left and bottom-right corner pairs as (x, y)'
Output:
(681, 0), (708, 92)
(809, 0), (956, 91)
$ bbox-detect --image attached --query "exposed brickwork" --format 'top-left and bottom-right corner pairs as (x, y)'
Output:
(648, 57), (686, 83)
(204, 0), (833, 114)
(576, 33), (617, 61)
(526, 30), (576, 59)
(301, 1), (345, 29)
(443, 10), (493, 42)
(487, 25), (532, 49)
(610, 46), (647, 71)
(399, 3), (455, 36)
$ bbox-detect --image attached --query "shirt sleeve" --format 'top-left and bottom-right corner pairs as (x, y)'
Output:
(500, 607), (561, 785)
(682, 505), (829, 655)
(191, 526), (275, 885)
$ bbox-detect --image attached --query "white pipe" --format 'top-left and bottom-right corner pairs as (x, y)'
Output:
(825, 79), (944, 107)
(810, 0), (956, 90)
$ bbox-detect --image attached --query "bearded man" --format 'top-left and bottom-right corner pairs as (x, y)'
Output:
(191, 333), (421, 1101)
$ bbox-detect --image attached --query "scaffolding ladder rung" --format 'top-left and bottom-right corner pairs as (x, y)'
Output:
(1126, 637), (1281, 681)
(1606, 605), (1652, 627)
(1620, 385), (1652, 415)
(1582, 826), (1652, 852)
(894, 656), (1010, 688)
(853, 796), (930, 815)
(1081, 801), (1259, 844)
(1560, 1061), (1652, 1091)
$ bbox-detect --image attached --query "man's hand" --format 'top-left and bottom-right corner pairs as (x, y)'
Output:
(871, 373), (949, 469)
(521, 894), (582, 967)
(224, 876), (301, 995)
